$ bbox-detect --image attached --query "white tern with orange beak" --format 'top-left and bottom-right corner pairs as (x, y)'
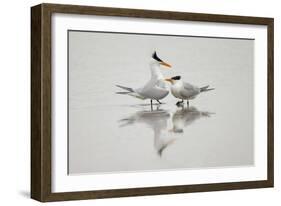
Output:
(165, 76), (214, 106)
(116, 52), (172, 106)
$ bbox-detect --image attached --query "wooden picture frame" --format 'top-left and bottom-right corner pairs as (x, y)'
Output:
(31, 3), (274, 202)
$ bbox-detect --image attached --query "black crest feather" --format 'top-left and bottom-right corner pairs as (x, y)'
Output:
(171, 76), (181, 80)
(152, 51), (163, 62)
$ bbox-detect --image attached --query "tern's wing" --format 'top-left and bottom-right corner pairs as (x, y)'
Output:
(180, 82), (200, 98)
(183, 82), (198, 90)
(141, 78), (167, 92)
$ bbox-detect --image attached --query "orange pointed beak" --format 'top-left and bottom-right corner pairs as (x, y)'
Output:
(165, 78), (173, 83)
(160, 61), (172, 68)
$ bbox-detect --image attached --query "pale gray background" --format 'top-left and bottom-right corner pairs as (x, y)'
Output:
(68, 30), (254, 175)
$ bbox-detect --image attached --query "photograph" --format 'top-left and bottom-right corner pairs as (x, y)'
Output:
(31, 3), (273, 201)
(68, 30), (254, 175)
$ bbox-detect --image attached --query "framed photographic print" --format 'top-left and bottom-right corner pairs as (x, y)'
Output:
(31, 3), (274, 202)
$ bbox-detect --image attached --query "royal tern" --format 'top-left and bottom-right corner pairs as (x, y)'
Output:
(165, 76), (214, 106)
(116, 52), (172, 107)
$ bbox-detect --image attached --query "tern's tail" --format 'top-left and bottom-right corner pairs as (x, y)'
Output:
(115, 85), (146, 100)
(115, 84), (134, 93)
(200, 85), (215, 92)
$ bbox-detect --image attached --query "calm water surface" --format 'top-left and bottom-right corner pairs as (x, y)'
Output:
(68, 31), (254, 174)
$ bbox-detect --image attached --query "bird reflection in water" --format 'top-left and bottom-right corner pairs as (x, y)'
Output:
(119, 106), (174, 156)
(171, 106), (213, 133)
(119, 105), (213, 156)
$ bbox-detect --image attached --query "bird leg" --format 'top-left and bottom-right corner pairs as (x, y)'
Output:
(176, 100), (184, 107)
(150, 99), (153, 111)
(186, 100), (189, 107)
(156, 100), (162, 104)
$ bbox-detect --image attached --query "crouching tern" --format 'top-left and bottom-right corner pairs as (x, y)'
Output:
(116, 52), (172, 107)
(165, 76), (214, 106)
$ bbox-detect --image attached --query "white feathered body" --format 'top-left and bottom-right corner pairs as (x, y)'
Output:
(171, 80), (200, 100)
(133, 61), (170, 100)
(136, 78), (169, 100)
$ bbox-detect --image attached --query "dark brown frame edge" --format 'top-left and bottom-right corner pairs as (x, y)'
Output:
(31, 3), (274, 202)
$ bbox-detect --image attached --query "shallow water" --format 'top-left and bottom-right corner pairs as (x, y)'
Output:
(68, 31), (254, 175)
